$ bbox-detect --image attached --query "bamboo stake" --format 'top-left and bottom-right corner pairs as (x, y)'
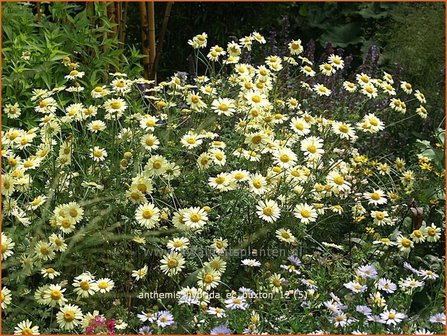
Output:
(147, 1), (156, 80)
(152, 2), (173, 82)
(36, 2), (41, 23)
(109, 2), (117, 35)
(119, 2), (128, 45)
(85, 2), (96, 59)
(116, 2), (121, 38)
(102, 4), (109, 54)
(86, 2), (94, 24)
(139, 2), (150, 79)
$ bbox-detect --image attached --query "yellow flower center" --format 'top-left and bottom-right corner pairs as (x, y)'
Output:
(94, 150), (103, 158)
(111, 101), (121, 109)
(291, 170), (300, 177)
(98, 281), (108, 289)
(281, 232), (290, 239)
(137, 183), (147, 193)
(190, 213), (201, 223)
(279, 154), (290, 163)
(252, 180), (262, 189)
(375, 212), (384, 220)
(61, 219), (72, 228)
(263, 207), (273, 216)
(204, 274), (214, 283)
(22, 327), (34, 335)
(339, 125), (349, 133)
(251, 109), (260, 117)
(80, 281), (90, 290)
(272, 278), (281, 287)
(142, 209), (153, 219)
(40, 246), (50, 255)
(200, 156), (209, 165)
(168, 258), (178, 268)
(215, 176), (225, 184)
(427, 228), (436, 236)
(218, 103), (229, 111)
(360, 75), (369, 83)
(64, 311), (75, 322)
(307, 145), (317, 154)
(69, 208), (78, 217)
(300, 209), (311, 218)
(370, 119), (379, 126)
(215, 152), (224, 160)
(152, 160), (162, 169)
(401, 238), (411, 247)
(173, 240), (184, 248)
(371, 192), (381, 200)
(50, 290), (62, 300)
(294, 122), (304, 130)
(146, 119), (156, 127)
(234, 173), (244, 180)
(251, 95), (261, 103)
(156, 101), (167, 109)
(334, 176), (344, 185)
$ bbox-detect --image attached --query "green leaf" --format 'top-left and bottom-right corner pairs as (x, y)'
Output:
(319, 22), (364, 47)
(299, 4), (308, 17)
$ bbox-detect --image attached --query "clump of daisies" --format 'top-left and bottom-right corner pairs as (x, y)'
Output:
(1, 31), (444, 334)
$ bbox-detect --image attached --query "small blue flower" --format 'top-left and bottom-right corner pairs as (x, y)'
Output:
(210, 325), (231, 335)
(138, 326), (152, 335)
(288, 255), (302, 266)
